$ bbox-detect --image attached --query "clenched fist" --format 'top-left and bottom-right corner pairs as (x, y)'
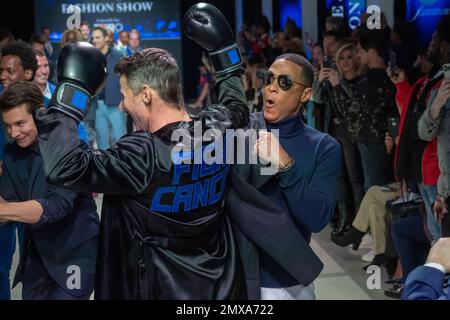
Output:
(253, 131), (291, 171)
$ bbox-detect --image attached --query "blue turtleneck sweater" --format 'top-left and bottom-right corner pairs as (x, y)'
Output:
(256, 112), (341, 288)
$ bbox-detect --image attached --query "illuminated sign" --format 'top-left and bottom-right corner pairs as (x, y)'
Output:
(328, 0), (367, 30)
(279, 0), (302, 29)
(407, 0), (450, 46)
(35, 0), (181, 41)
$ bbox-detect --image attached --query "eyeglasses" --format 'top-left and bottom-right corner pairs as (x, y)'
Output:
(260, 71), (307, 91)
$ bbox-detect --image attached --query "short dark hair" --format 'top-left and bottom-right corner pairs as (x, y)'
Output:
(275, 53), (314, 88)
(0, 81), (44, 114)
(114, 48), (183, 107)
(357, 29), (389, 63)
(92, 27), (107, 38)
(323, 30), (345, 42)
(1, 40), (38, 79)
(0, 27), (14, 44)
(436, 15), (450, 43)
(33, 49), (46, 57)
(313, 42), (323, 50)
(30, 33), (45, 45)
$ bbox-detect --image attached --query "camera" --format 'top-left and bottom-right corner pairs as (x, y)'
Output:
(322, 56), (332, 69)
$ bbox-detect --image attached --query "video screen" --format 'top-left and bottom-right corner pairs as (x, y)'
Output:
(34, 0), (181, 42)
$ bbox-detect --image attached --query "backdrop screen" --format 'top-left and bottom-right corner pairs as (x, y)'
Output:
(34, 0), (181, 41)
(407, 0), (450, 47)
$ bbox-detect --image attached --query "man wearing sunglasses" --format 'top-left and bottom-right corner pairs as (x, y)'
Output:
(240, 53), (341, 299)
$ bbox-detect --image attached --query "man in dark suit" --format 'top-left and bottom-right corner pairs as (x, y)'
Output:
(0, 40), (38, 300)
(0, 81), (99, 300)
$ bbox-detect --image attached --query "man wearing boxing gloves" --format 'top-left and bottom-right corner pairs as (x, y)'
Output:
(35, 4), (248, 299)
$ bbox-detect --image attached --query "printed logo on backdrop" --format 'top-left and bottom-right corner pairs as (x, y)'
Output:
(329, 0), (367, 30)
(409, 0), (450, 21)
(328, 0), (382, 30)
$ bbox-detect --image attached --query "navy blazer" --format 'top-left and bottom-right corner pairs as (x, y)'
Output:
(403, 266), (449, 300)
(0, 142), (99, 297)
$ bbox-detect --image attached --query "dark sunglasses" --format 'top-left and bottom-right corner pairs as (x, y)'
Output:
(260, 71), (307, 91)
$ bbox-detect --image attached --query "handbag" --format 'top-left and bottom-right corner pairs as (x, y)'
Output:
(388, 199), (422, 223)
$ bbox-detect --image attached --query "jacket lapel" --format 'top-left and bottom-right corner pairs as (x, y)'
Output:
(28, 154), (43, 198)
(249, 112), (274, 188)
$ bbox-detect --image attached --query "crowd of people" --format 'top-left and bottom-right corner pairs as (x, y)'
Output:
(0, 4), (449, 301)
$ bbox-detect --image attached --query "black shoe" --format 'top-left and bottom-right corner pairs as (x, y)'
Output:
(363, 253), (385, 270)
(331, 201), (353, 237)
(385, 278), (402, 285)
(384, 284), (404, 299)
(331, 226), (365, 251)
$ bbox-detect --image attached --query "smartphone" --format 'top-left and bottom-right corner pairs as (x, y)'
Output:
(444, 63), (450, 80)
(387, 117), (399, 138)
(388, 50), (398, 71)
(322, 56), (331, 69)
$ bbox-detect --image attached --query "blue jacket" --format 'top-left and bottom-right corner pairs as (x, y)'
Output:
(403, 266), (449, 300)
(101, 46), (124, 106)
(0, 142), (99, 297)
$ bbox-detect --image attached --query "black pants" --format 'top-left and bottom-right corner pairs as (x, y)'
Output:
(392, 213), (430, 278)
(339, 137), (365, 211)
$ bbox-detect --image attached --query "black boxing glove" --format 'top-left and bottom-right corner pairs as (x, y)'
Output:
(49, 42), (107, 122)
(184, 3), (243, 77)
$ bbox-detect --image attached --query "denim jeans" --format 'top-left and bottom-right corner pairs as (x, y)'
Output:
(392, 214), (430, 280)
(418, 183), (440, 243)
(95, 100), (126, 149)
(0, 223), (25, 300)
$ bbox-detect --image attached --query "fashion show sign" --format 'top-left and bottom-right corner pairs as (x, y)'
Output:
(34, 0), (181, 41)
